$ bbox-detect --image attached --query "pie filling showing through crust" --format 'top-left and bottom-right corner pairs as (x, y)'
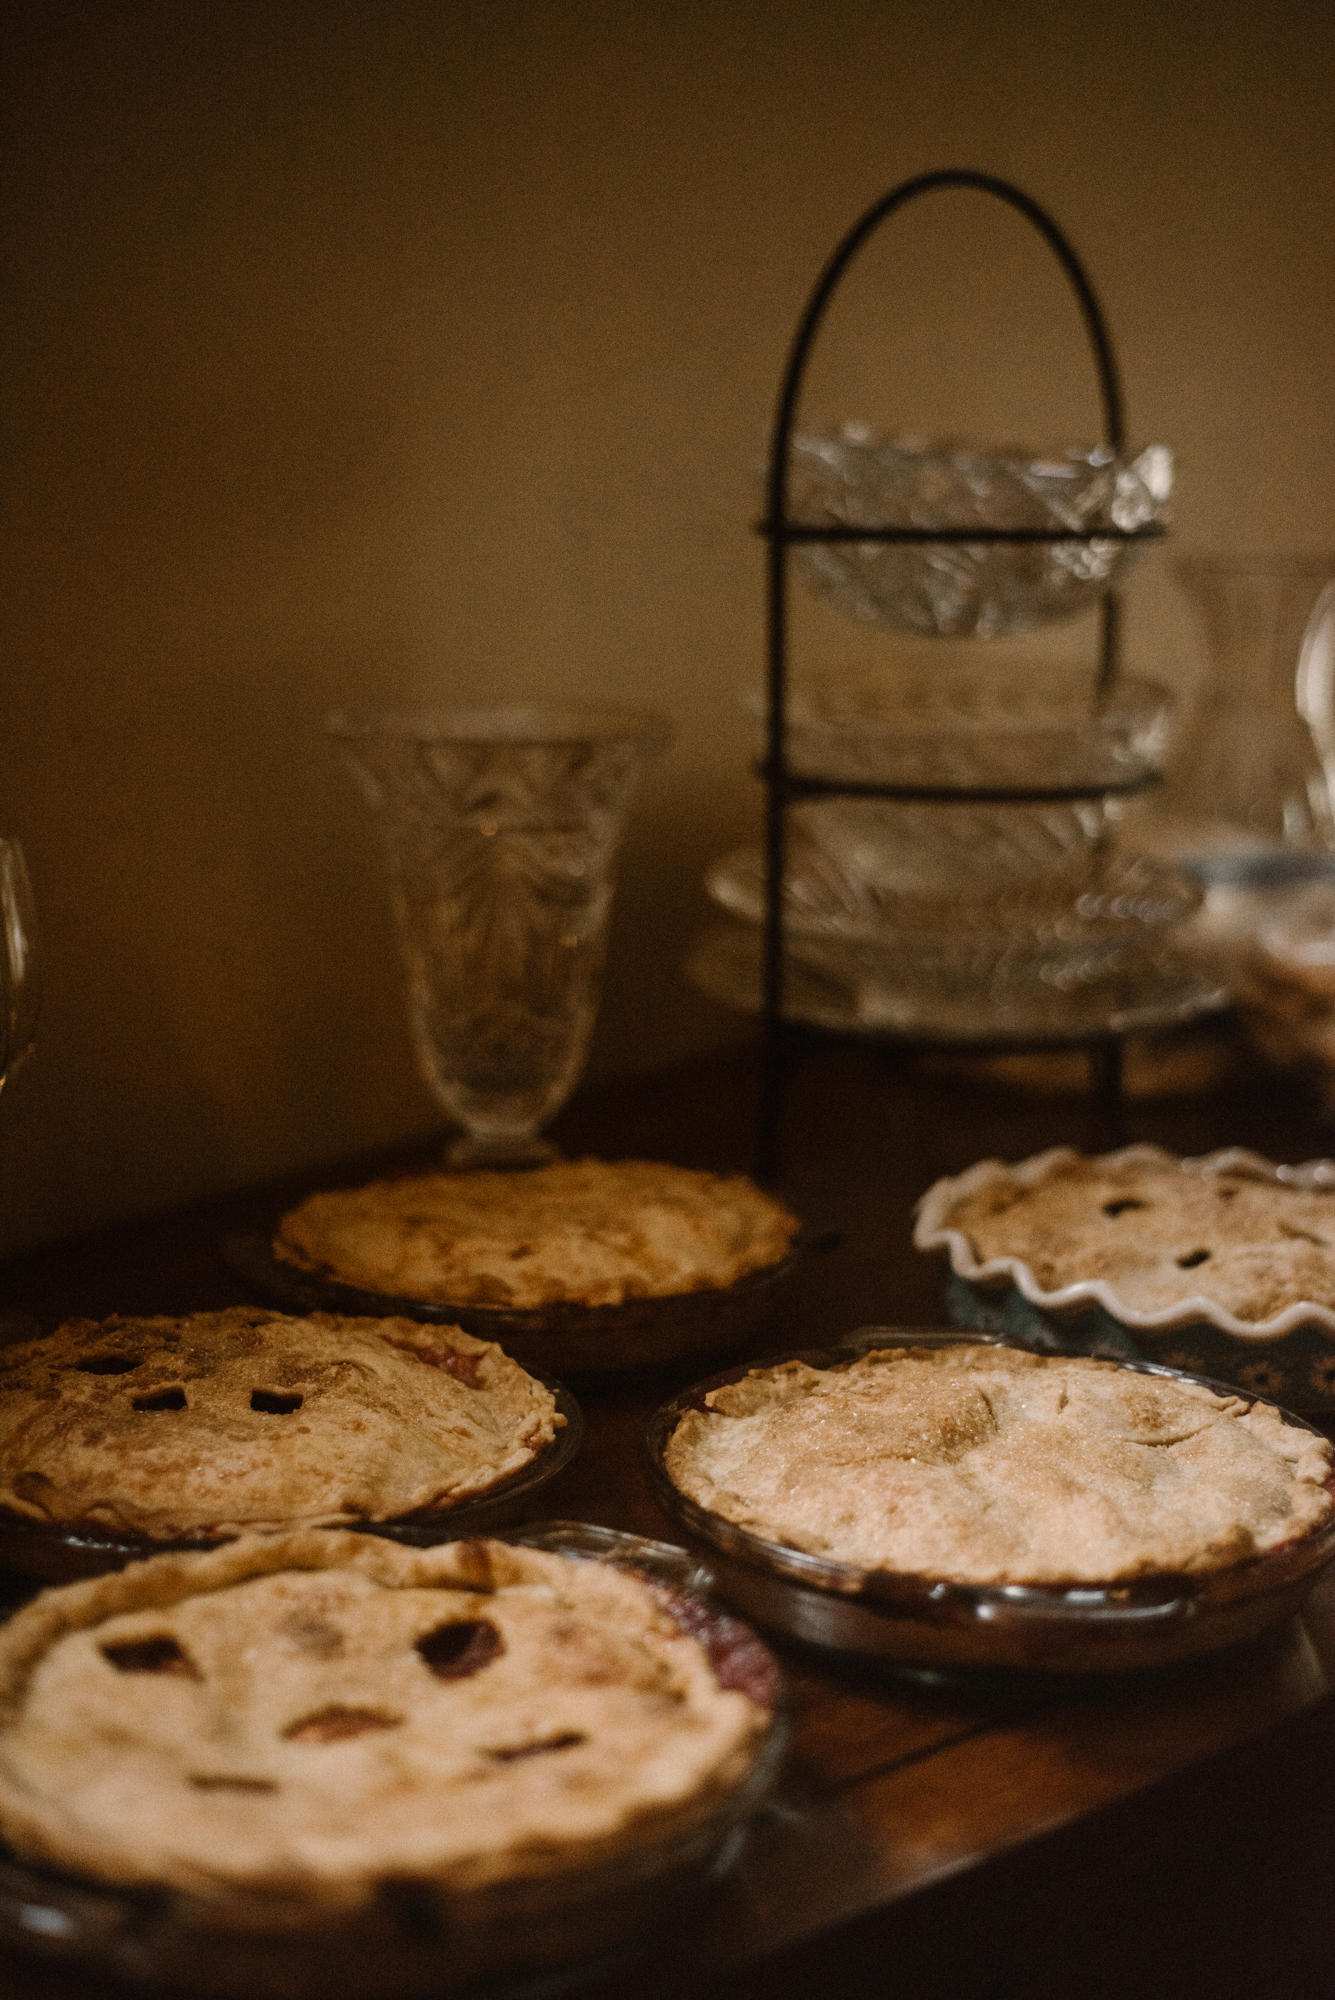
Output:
(0, 1308), (563, 1541)
(935, 1148), (1335, 1324)
(0, 1533), (770, 1917)
(664, 1345), (1335, 1588)
(273, 1158), (801, 1311)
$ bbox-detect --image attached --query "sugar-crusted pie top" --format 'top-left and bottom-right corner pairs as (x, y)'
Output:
(938, 1151), (1335, 1322)
(274, 1158), (800, 1310)
(0, 1533), (769, 1913)
(0, 1308), (562, 1540)
(664, 1345), (1334, 1586)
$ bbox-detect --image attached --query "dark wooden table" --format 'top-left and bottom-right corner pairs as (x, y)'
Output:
(4, 1040), (1335, 2000)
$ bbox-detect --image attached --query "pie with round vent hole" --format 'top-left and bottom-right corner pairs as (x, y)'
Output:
(0, 1532), (772, 1918)
(0, 1307), (562, 1541)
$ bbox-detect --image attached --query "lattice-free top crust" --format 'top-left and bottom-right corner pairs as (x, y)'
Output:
(0, 1308), (562, 1539)
(664, 1344), (1334, 1586)
(914, 1145), (1335, 1341)
(0, 1533), (768, 1913)
(274, 1159), (801, 1310)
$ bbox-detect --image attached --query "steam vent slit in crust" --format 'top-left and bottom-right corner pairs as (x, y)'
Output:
(918, 1146), (1335, 1326)
(0, 1534), (773, 1926)
(663, 1346), (1335, 1588)
(272, 1158), (801, 1310)
(0, 1308), (563, 1542)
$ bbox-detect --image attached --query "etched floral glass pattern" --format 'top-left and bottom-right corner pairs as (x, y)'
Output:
(329, 707), (668, 1166)
(785, 429), (1172, 637)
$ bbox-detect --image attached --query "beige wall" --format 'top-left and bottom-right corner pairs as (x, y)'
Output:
(2, 0), (1333, 1252)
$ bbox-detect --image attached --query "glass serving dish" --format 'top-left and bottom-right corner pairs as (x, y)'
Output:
(0, 1376), (584, 1584)
(747, 663), (1174, 791)
(644, 1331), (1335, 1679)
(0, 1524), (787, 2000)
(707, 837), (1199, 956)
(222, 1228), (809, 1377)
(786, 429), (1172, 637)
(685, 908), (1225, 1044)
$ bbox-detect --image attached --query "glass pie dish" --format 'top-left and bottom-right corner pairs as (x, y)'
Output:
(644, 1331), (1335, 1679)
(0, 1524), (787, 1999)
(223, 1227), (808, 1377)
(0, 1373), (584, 1584)
(785, 428), (1172, 637)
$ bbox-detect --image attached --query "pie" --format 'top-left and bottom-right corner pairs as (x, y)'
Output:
(0, 1307), (563, 1542)
(663, 1344), (1335, 1586)
(926, 1146), (1335, 1323)
(0, 1532), (773, 1919)
(273, 1158), (801, 1311)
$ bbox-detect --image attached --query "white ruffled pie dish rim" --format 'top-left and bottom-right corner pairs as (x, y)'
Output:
(913, 1143), (1335, 1346)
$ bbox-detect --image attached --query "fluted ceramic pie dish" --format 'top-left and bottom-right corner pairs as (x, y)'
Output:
(914, 1146), (1335, 1410)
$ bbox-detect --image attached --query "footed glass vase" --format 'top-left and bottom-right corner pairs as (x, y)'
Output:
(329, 705), (669, 1167)
(1145, 556), (1335, 883)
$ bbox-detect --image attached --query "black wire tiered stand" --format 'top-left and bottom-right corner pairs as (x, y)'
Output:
(753, 169), (1185, 1179)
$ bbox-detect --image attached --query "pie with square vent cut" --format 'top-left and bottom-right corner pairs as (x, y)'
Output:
(0, 1307), (563, 1545)
(273, 1157), (801, 1311)
(0, 1533), (776, 1985)
(662, 1344), (1335, 1586)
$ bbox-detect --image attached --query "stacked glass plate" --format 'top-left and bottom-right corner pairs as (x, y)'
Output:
(691, 658), (1226, 1043)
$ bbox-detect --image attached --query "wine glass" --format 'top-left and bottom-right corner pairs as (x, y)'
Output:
(0, 840), (40, 1343)
(0, 840), (38, 1096)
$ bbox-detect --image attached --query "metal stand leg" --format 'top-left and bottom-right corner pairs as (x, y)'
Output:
(1090, 1037), (1126, 1149)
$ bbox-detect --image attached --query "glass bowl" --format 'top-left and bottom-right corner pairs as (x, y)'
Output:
(785, 429), (1172, 636)
(0, 1375), (584, 1584)
(645, 1331), (1335, 1678)
(0, 1525), (787, 1999)
(748, 662), (1175, 791)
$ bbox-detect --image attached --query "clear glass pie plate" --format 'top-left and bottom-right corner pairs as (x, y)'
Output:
(0, 1525), (788, 1998)
(644, 1331), (1335, 1679)
(785, 429), (1172, 636)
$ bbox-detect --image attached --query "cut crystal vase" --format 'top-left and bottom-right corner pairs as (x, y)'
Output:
(329, 705), (669, 1167)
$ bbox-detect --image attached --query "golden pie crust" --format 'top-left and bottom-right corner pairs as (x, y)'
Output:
(0, 1308), (562, 1541)
(942, 1151), (1335, 1322)
(273, 1158), (801, 1310)
(0, 1532), (768, 1916)
(664, 1345), (1334, 1586)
